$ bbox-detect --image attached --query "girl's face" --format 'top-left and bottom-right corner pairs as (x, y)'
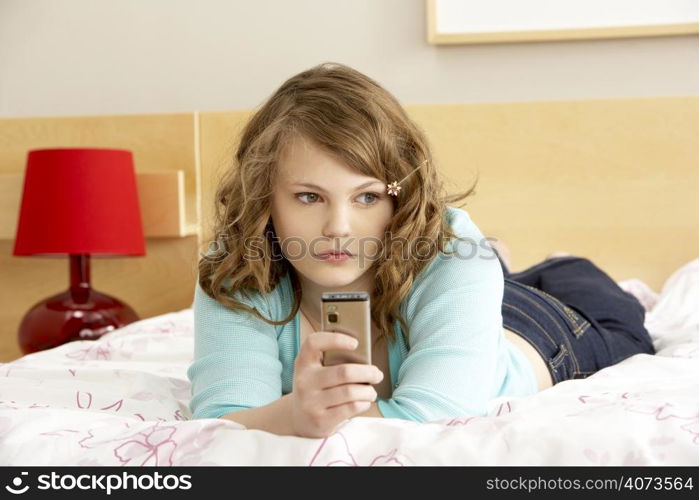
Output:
(270, 135), (394, 289)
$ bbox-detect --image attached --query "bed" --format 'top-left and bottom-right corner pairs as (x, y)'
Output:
(1, 257), (697, 466)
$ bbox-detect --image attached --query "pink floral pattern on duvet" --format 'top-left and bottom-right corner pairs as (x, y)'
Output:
(1, 259), (698, 465)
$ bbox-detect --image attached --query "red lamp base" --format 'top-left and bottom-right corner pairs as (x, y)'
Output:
(18, 287), (139, 354)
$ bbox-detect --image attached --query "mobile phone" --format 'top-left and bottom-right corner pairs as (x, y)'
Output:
(320, 291), (372, 367)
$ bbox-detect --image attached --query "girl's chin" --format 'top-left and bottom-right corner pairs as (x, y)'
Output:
(311, 273), (360, 286)
(302, 268), (364, 285)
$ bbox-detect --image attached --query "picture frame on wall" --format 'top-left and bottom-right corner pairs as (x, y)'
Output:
(426, 0), (699, 45)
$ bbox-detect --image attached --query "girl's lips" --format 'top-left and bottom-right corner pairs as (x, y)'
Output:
(316, 251), (353, 257)
(316, 251), (353, 262)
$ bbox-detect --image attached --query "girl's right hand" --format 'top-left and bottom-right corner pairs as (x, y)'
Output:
(291, 331), (384, 439)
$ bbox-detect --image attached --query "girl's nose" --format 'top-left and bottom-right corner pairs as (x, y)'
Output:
(322, 210), (352, 239)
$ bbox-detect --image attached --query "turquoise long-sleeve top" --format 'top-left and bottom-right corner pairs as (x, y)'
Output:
(187, 206), (537, 422)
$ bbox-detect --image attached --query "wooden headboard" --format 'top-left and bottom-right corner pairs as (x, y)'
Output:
(2, 96), (697, 361)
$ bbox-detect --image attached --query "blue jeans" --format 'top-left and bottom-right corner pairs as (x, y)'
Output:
(494, 250), (655, 384)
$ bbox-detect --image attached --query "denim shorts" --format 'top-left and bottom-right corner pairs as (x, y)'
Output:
(494, 249), (655, 385)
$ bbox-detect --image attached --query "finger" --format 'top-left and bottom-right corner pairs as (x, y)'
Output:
(319, 363), (383, 389)
(296, 331), (358, 367)
(324, 400), (372, 423)
(322, 383), (378, 409)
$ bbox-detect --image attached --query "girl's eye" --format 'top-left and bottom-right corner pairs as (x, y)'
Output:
(358, 192), (381, 205)
(294, 192), (382, 206)
(295, 192), (320, 204)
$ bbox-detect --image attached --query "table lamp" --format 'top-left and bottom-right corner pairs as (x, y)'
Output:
(13, 148), (146, 354)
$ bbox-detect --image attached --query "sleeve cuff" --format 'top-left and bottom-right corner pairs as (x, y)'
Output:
(194, 404), (251, 420)
(376, 397), (422, 422)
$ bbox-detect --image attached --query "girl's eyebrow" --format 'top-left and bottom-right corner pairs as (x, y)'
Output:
(291, 181), (383, 193)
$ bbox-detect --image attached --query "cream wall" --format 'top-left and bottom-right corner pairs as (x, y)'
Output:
(1, 0), (698, 118)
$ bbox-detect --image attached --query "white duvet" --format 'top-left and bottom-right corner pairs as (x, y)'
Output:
(1, 259), (698, 466)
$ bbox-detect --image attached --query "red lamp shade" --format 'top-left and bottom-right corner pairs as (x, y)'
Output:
(14, 148), (145, 256)
(13, 148), (146, 354)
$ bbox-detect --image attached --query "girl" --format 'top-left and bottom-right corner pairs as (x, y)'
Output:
(187, 62), (655, 438)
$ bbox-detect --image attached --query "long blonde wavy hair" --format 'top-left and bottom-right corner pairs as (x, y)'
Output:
(198, 62), (478, 347)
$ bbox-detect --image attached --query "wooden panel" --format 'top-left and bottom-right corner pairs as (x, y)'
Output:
(198, 111), (253, 248)
(0, 171), (193, 239)
(0, 174), (22, 241)
(136, 170), (193, 237)
(405, 96), (699, 290)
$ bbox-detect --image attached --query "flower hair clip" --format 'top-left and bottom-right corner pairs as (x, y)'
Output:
(386, 181), (402, 196)
(386, 160), (428, 197)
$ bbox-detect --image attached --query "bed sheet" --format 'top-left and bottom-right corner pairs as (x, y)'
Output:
(1, 259), (698, 466)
